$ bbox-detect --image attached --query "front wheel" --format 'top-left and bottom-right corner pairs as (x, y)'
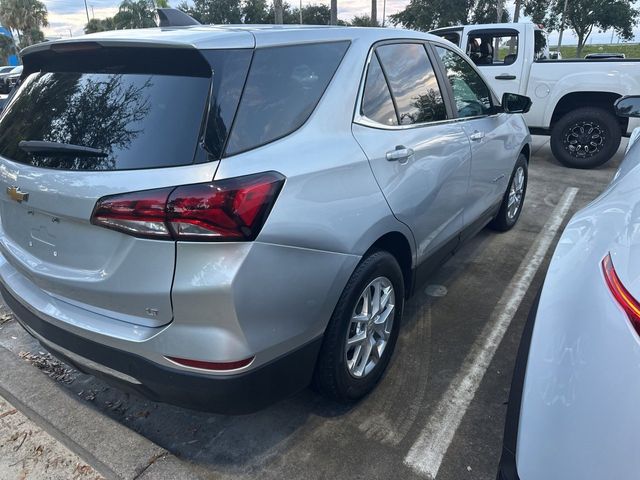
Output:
(313, 250), (404, 403)
(489, 154), (528, 232)
(550, 107), (622, 169)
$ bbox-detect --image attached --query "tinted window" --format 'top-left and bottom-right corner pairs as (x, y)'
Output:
(201, 50), (252, 160)
(435, 46), (492, 118)
(0, 72), (210, 170)
(534, 30), (549, 61)
(225, 41), (349, 156)
(361, 54), (397, 126)
(376, 43), (447, 125)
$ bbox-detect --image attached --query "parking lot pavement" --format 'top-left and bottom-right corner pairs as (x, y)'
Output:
(0, 135), (625, 480)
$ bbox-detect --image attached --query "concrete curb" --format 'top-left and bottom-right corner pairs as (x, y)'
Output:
(0, 345), (200, 480)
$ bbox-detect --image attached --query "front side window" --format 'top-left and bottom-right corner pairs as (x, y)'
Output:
(435, 46), (493, 119)
(225, 41), (349, 156)
(361, 54), (397, 126)
(376, 43), (447, 125)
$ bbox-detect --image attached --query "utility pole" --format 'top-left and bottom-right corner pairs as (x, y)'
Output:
(382, 0), (386, 26)
(299, 0), (302, 24)
(83, 0), (90, 23)
(557, 0), (569, 48)
(371, 0), (377, 26)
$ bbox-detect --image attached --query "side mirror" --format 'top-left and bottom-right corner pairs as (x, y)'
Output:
(501, 92), (532, 114)
(615, 96), (640, 118)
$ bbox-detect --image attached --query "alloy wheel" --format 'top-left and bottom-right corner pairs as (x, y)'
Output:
(345, 276), (395, 379)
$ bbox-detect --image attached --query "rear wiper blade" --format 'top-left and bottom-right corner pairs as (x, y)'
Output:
(18, 140), (107, 157)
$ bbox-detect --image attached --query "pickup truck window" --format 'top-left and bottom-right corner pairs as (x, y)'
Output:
(376, 43), (447, 125)
(534, 30), (550, 61)
(435, 46), (492, 119)
(362, 54), (398, 126)
(467, 32), (518, 66)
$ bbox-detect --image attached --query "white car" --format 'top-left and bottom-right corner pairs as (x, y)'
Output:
(432, 23), (640, 168)
(498, 96), (640, 479)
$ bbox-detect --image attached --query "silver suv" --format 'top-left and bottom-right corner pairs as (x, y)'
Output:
(0, 15), (531, 413)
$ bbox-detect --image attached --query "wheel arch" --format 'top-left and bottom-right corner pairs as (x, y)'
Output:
(550, 91), (628, 132)
(364, 232), (414, 299)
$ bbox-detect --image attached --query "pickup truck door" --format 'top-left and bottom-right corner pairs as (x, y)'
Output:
(352, 42), (471, 267)
(464, 28), (525, 99)
(432, 43), (514, 226)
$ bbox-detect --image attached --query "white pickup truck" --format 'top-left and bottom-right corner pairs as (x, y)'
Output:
(431, 23), (640, 168)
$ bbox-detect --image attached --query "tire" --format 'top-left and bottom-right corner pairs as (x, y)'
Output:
(313, 250), (404, 403)
(550, 107), (622, 169)
(489, 154), (528, 232)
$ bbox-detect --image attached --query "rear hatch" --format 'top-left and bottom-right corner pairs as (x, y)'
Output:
(0, 42), (249, 327)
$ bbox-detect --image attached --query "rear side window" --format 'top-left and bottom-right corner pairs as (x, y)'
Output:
(0, 72), (211, 170)
(224, 41), (349, 156)
(361, 55), (397, 126)
(376, 43), (447, 125)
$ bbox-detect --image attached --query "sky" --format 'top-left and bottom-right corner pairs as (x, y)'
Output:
(39, 0), (635, 44)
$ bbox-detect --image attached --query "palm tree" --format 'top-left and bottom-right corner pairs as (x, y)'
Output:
(371, 0), (376, 25)
(114, 0), (156, 29)
(330, 0), (337, 25)
(0, 0), (48, 47)
(274, 0), (284, 23)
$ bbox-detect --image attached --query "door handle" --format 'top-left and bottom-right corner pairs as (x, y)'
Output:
(386, 146), (414, 163)
(495, 74), (516, 80)
(469, 131), (485, 142)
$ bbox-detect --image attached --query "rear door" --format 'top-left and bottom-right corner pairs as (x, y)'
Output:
(352, 42), (471, 267)
(0, 45), (251, 327)
(464, 28), (524, 98)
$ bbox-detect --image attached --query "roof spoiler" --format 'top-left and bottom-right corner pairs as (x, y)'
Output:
(157, 8), (201, 27)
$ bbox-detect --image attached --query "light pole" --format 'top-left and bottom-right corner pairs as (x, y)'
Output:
(83, 0), (90, 23)
(299, 0), (302, 24)
(382, 0), (386, 26)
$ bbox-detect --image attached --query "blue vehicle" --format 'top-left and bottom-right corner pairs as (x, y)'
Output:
(0, 26), (19, 66)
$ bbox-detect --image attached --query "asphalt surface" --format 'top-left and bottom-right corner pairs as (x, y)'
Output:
(0, 135), (625, 480)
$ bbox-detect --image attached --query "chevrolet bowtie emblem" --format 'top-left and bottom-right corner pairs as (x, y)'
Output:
(7, 186), (29, 203)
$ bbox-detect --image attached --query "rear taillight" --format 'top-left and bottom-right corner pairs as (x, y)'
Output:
(602, 253), (640, 335)
(91, 172), (284, 241)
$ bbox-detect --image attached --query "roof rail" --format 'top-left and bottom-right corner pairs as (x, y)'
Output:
(157, 8), (201, 27)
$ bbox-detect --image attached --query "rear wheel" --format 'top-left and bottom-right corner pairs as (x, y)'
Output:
(313, 250), (404, 402)
(550, 107), (621, 169)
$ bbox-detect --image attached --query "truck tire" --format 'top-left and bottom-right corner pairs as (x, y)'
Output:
(550, 107), (621, 169)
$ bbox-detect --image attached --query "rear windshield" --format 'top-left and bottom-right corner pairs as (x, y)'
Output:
(0, 71), (211, 171)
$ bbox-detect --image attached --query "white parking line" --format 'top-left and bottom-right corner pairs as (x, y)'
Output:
(404, 186), (579, 479)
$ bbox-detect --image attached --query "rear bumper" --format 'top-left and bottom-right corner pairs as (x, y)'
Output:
(2, 283), (323, 414)
(496, 290), (540, 480)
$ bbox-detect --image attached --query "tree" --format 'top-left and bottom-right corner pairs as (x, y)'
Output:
(0, 0), (48, 47)
(85, 17), (116, 34)
(178, 0), (243, 23)
(113, 0), (157, 29)
(274, 0), (284, 23)
(243, 0), (269, 23)
(299, 4), (331, 24)
(472, 0), (510, 23)
(351, 14), (378, 26)
(524, 0), (551, 25)
(389, 0), (473, 30)
(551, 0), (639, 57)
